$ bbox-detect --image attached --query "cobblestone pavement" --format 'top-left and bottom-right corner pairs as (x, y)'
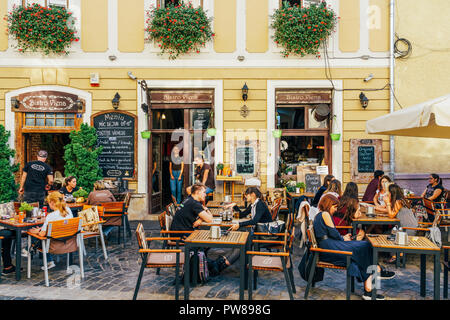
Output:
(0, 220), (448, 300)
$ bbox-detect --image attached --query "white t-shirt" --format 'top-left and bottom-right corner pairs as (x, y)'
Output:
(41, 207), (73, 233)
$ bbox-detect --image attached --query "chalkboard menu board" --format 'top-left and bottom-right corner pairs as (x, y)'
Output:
(236, 147), (254, 174)
(305, 174), (321, 194)
(93, 111), (136, 179)
(191, 109), (210, 130)
(358, 146), (375, 173)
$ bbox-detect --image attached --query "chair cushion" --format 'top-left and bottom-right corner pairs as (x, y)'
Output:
(49, 237), (78, 255)
(103, 216), (122, 226)
(147, 252), (185, 266)
(79, 207), (100, 233)
(251, 255), (290, 270)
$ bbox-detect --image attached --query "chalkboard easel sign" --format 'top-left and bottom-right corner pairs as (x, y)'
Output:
(305, 174), (321, 194)
(236, 146), (254, 174)
(92, 110), (137, 179)
(358, 146), (375, 173)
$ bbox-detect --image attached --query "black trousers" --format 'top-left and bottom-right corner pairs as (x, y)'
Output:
(0, 229), (14, 268)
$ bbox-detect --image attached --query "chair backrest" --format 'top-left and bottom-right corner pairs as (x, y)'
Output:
(123, 192), (132, 209)
(306, 225), (318, 249)
(166, 203), (177, 217)
(135, 223), (147, 250)
(158, 211), (173, 232)
(101, 201), (125, 214)
(47, 217), (82, 239)
(83, 204), (104, 216)
(271, 198), (282, 220)
(423, 198), (436, 216)
(267, 188), (287, 206)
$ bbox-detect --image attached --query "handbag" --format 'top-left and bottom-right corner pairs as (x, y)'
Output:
(256, 220), (286, 234)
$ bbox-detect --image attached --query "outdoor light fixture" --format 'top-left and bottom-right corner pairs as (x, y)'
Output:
(242, 83), (249, 101)
(141, 103), (149, 114)
(359, 92), (369, 109)
(75, 99), (83, 110)
(240, 105), (249, 118)
(112, 92), (121, 109)
(11, 97), (19, 109)
(161, 113), (166, 120)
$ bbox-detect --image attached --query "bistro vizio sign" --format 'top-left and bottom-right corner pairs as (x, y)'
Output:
(14, 91), (80, 113)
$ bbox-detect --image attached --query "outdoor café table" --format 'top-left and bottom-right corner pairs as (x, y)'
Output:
(216, 175), (244, 202)
(200, 217), (251, 228)
(207, 200), (245, 208)
(351, 213), (400, 237)
(287, 192), (315, 214)
(183, 230), (250, 300)
(0, 217), (45, 281)
(367, 234), (441, 300)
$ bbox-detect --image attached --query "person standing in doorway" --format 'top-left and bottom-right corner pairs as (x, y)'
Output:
(194, 155), (215, 195)
(18, 150), (53, 208)
(169, 146), (184, 204)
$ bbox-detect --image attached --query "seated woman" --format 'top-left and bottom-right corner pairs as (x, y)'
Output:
(373, 175), (392, 213)
(421, 173), (446, 207)
(59, 176), (79, 200)
(28, 192), (73, 270)
(311, 174), (334, 208)
(384, 183), (418, 264)
(314, 193), (395, 300)
(212, 187), (273, 273)
(320, 179), (342, 202)
(86, 180), (116, 206)
(333, 182), (364, 240)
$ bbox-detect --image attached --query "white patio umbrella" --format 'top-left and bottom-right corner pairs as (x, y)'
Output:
(366, 93), (450, 139)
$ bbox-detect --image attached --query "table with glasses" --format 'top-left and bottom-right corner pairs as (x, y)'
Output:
(183, 230), (250, 300)
(0, 217), (45, 280)
(351, 213), (400, 237)
(367, 234), (441, 300)
(201, 217), (251, 228)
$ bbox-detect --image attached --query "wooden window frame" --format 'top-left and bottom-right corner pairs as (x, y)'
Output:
(157, 0), (204, 8)
(278, 0), (302, 8)
(22, 0), (69, 7)
(22, 112), (76, 132)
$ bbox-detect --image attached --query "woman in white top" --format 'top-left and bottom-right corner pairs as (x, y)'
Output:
(29, 192), (73, 269)
(373, 175), (392, 213)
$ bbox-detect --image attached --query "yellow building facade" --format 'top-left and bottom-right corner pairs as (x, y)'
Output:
(0, 0), (395, 218)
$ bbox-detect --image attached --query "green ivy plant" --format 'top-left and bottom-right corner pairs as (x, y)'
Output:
(146, 2), (215, 60)
(271, 1), (337, 58)
(0, 125), (19, 203)
(64, 124), (103, 193)
(6, 3), (79, 55)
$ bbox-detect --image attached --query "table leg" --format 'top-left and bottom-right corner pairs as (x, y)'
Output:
(352, 222), (356, 237)
(184, 244), (190, 301)
(434, 252), (440, 300)
(372, 249), (378, 300)
(15, 229), (21, 281)
(239, 244), (245, 300)
(231, 182), (235, 202)
(420, 254), (426, 297)
(192, 248), (198, 286)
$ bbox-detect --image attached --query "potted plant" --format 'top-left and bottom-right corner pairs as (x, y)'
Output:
(146, 2), (215, 60)
(141, 130), (151, 139)
(216, 162), (224, 175)
(271, 1), (337, 58)
(296, 182), (306, 193)
(286, 166), (293, 175)
(19, 202), (33, 217)
(285, 180), (297, 193)
(7, 3), (80, 55)
(73, 187), (88, 203)
(273, 129), (283, 138)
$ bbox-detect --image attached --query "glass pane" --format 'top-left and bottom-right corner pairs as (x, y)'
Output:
(152, 109), (184, 129)
(66, 118), (74, 127)
(190, 109), (211, 130)
(280, 136), (325, 166)
(46, 118), (55, 126)
(25, 113), (34, 119)
(56, 119), (65, 126)
(25, 118), (35, 126)
(56, 113), (65, 118)
(308, 107), (329, 129)
(36, 119), (45, 126)
(66, 113), (75, 119)
(277, 107), (305, 129)
(36, 113), (45, 118)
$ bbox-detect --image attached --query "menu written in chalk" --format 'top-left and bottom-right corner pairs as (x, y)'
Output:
(93, 112), (136, 179)
(358, 146), (375, 173)
(305, 174), (321, 194)
(236, 146), (254, 174)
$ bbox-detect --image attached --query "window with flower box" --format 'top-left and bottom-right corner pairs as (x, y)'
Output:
(24, 113), (76, 128)
(22, 0), (69, 8)
(278, 0), (321, 8)
(157, 0), (203, 8)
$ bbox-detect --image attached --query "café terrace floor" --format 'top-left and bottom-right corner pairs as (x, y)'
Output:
(0, 220), (448, 301)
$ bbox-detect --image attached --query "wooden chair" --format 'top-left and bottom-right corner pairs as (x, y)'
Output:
(304, 224), (354, 300)
(166, 203), (177, 217)
(99, 201), (128, 247)
(123, 192), (133, 238)
(79, 205), (108, 260)
(133, 223), (184, 300)
(444, 245), (449, 299)
(26, 217), (84, 287)
(247, 228), (296, 300)
(270, 198), (282, 221)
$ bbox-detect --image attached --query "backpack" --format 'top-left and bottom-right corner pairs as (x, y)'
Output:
(182, 251), (210, 284)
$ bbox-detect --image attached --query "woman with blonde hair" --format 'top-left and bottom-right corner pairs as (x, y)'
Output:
(28, 192), (73, 270)
(320, 179), (342, 201)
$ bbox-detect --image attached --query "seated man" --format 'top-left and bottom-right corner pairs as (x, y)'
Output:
(170, 183), (213, 238)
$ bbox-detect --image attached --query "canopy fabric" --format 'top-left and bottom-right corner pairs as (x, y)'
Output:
(366, 93), (450, 139)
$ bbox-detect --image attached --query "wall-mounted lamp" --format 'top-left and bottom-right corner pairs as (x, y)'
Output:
(11, 97), (20, 109)
(112, 92), (121, 109)
(75, 99), (83, 110)
(359, 92), (369, 109)
(141, 103), (149, 114)
(241, 83), (249, 101)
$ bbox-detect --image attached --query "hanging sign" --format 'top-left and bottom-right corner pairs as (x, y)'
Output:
(15, 91), (80, 113)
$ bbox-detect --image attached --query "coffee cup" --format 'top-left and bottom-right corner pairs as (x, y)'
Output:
(367, 206), (374, 215)
(210, 226), (221, 239)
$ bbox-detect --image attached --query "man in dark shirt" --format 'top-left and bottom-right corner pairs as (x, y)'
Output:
(362, 170), (384, 202)
(170, 183), (213, 234)
(194, 156), (215, 194)
(19, 150), (53, 207)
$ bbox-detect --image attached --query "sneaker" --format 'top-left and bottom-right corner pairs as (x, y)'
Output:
(2, 265), (16, 275)
(362, 289), (385, 300)
(379, 269), (395, 280)
(41, 261), (55, 270)
(21, 248), (29, 257)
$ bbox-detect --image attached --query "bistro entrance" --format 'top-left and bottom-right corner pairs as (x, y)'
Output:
(147, 89), (215, 214)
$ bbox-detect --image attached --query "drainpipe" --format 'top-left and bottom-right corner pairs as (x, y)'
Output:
(389, 0), (395, 179)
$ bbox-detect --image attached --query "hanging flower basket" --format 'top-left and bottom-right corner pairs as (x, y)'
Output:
(146, 2), (215, 60)
(273, 129), (283, 138)
(330, 115), (341, 141)
(271, 1), (337, 58)
(6, 3), (79, 55)
(330, 133), (341, 141)
(141, 131), (151, 139)
(207, 128), (217, 137)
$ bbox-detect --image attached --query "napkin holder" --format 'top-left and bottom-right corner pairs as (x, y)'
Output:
(210, 226), (221, 239)
(395, 231), (408, 246)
